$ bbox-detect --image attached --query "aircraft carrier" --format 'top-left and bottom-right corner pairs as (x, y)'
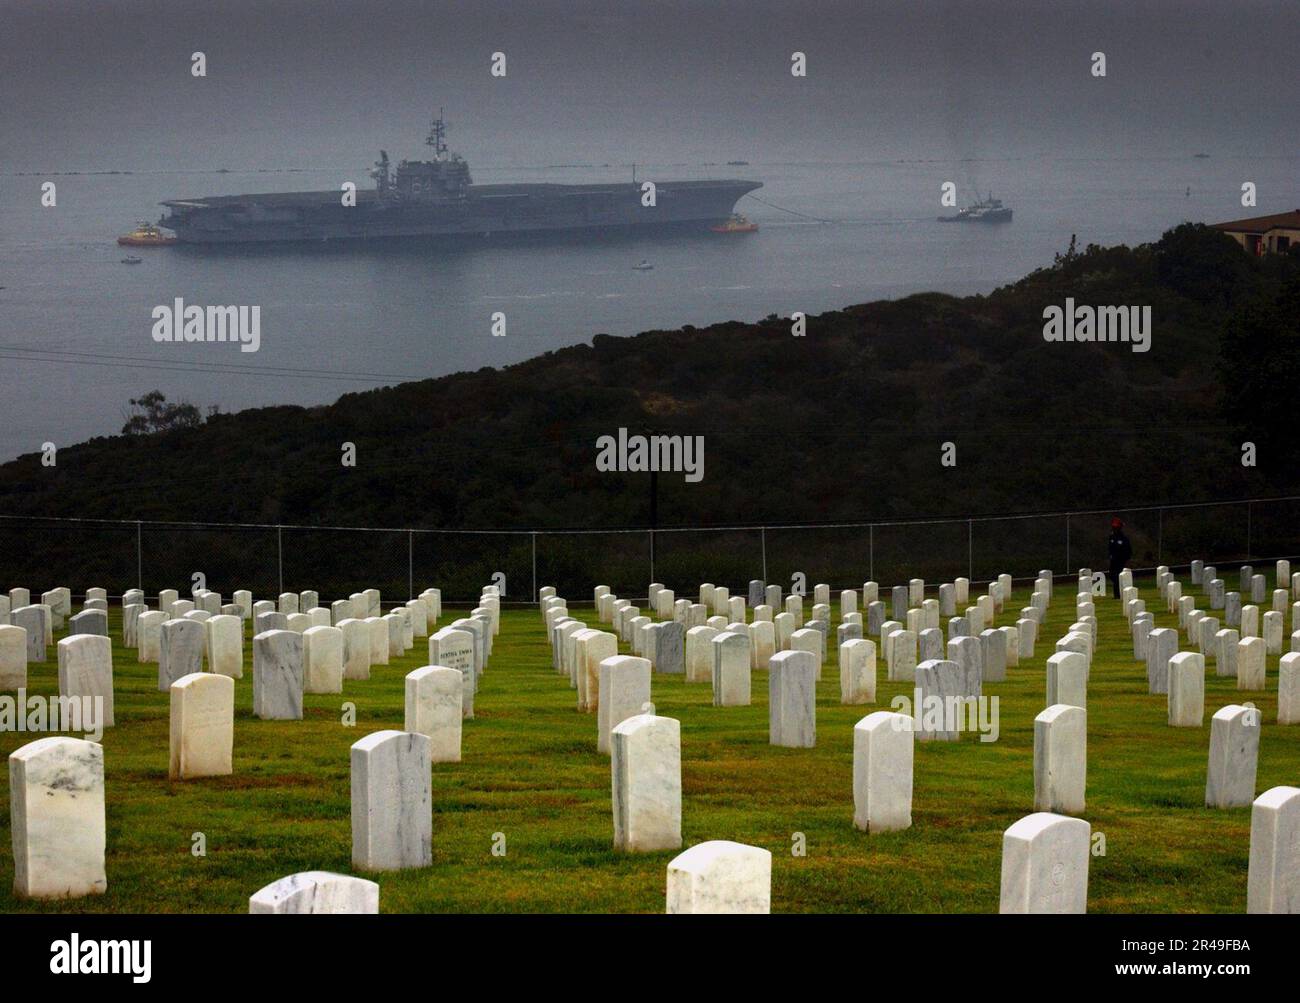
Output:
(158, 112), (762, 245)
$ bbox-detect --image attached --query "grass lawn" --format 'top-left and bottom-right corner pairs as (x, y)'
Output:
(1, 574), (1297, 913)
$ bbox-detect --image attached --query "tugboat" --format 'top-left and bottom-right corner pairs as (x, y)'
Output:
(633, 259), (654, 271)
(710, 213), (759, 233)
(120, 255), (143, 264)
(117, 221), (177, 246)
(937, 192), (1013, 223)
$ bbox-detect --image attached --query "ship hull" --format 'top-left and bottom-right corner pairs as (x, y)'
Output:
(161, 179), (762, 245)
(936, 210), (1013, 223)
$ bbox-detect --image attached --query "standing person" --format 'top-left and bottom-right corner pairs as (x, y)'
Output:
(1107, 517), (1132, 598)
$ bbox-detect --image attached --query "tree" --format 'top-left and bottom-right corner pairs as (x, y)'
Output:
(1219, 277), (1300, 468)
(121, 391), (203, 435)
(1053, 233), (1079, 267)
(1154, 222), (1258, 310)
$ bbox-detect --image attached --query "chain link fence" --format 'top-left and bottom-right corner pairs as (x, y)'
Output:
(1, 496), (1298, 605)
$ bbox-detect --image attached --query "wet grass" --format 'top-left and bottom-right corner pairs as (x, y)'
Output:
(1, 574), (1296, 913)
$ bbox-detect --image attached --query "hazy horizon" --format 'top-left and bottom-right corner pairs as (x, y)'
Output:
(2, 0), (1298, 175)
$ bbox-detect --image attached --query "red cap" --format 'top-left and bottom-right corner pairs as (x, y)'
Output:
(1111, 517), (1124, 529)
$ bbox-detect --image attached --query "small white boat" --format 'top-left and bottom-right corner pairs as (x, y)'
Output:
(633, 259), (653, 271)
(121, 255), (143, 265)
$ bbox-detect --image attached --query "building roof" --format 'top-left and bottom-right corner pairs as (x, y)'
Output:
(1210, 210), (1300, 235)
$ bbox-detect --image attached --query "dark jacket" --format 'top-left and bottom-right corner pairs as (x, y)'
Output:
(1108, 530), (1132, 568)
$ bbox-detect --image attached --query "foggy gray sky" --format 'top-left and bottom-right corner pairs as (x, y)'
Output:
(2, 0), (1297, 173)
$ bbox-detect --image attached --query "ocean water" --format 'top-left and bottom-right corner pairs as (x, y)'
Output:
(1, 153), (1297, 461)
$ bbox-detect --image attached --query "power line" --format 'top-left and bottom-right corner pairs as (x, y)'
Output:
(0, 348), (406, 384)
(1, 494), (1297, 536)
(744, 193), (838, 223)
(0, 343), (412, 381)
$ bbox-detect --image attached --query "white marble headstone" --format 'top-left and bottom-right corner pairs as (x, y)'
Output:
(169, 672), (234, 779)
(711, 631), (751, 707)
(404, 666), (462, 763)
(998, 812), (1090, 914)
(205, 614), (244, 679)
(1246, 786), (1300, 913)
(666, 841), (771, 914)
(1168, 651), (1205, 727)
(253, 629), (304, 720)
(0, 623), (27, 689)
(303, 624), (344, 694)
(611, 713), (682, 852)
(9, 736), (107, 899)
(839, 637), (876, 704)
(598, 655), (651, 755)
(56, 634), (115, 729)
(249, 871), (379, 914)
(853, 710), (913, 832)
(768, 650), (816, 747)
(1205, 704), (1259, 808)
(350, 730), (432, 871)
(1034, 704), (1086, 814)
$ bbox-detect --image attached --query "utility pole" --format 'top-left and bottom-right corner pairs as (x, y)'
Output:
(649, 466), (658, 583)
(648, 426), (660, 585)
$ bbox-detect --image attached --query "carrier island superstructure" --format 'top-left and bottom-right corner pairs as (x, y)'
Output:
(159, 112), (762, 245)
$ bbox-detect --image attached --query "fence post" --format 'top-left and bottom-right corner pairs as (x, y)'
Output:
(1246, 501), (1253, 559)
(1065, 514), (1070, 575)
(648, 529), (655, 590)
(869, 524), (874, 582)
(408, 530), (414, 600)
(760, 526), (767, 583)
(531, 531), (537, 602)
(277, 525), (283, 595)
(1157, 508), (1163, 564)
(967, 519), (973, 582)
(136, 521), (143, 592)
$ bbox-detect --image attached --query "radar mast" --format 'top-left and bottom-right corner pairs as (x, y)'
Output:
(426, 108), (449, 160)
(370, 150), (391, 193)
